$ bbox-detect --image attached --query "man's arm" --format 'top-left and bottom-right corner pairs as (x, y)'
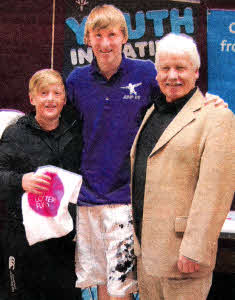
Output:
(179, 108), (234, 269)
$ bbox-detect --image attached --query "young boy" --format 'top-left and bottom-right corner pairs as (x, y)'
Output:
(1, 69), (83, 300)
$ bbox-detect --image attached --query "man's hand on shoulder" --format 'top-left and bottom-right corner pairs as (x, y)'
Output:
(204, 92), (228, 108)
(177, 254), (200, 273)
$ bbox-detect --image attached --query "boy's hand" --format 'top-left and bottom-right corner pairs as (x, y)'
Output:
(22, 172), (51, 195)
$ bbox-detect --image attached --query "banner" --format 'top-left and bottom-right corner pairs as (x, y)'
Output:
(207, 9), (235, 113)
(63, 0), (200, 78)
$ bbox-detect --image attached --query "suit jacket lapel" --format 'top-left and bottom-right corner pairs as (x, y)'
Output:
(130, 104), (155, 159)
(149, 89), (204, 157)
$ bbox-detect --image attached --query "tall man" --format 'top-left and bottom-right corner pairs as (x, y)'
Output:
(66, 5), (159, 299)
(131, 33), (234, 300)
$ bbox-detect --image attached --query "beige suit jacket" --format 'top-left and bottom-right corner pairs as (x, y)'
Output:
(130, 88), (235, 278)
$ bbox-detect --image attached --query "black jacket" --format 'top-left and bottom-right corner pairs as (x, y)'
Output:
(0, 105), (82, 215)
(0, 106), (83, 298)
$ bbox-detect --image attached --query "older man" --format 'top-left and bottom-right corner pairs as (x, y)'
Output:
(131, 33), (234, 300)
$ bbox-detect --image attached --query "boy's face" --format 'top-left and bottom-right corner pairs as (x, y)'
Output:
(30, 84), (66, 125)
(88, 25), (127, 70)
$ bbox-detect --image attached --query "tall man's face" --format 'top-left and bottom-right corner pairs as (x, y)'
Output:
(88, 25), (127, 70)
(156, 53), (199, 102)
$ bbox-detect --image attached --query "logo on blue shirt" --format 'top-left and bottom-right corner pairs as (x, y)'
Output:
(121, 82), (142, 100)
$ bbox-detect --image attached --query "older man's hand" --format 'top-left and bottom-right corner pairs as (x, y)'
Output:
(205, 92), (228, 108)
(177, 255), (200, 273)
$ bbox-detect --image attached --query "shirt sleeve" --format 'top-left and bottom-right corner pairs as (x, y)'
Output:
(65, 72), (83, 122)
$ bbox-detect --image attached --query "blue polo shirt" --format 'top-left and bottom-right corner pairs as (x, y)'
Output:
(66, 55), (159, 206)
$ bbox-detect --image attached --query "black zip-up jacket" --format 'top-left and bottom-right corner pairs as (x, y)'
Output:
(0, 105), (82, 216)
(0, 105), (83, 298)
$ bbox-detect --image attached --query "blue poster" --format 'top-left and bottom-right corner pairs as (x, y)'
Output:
(63, 0), (200, 78)
(207, 10), (235, 113)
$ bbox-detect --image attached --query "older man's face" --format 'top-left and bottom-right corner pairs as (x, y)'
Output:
(156, 52), (199, 102)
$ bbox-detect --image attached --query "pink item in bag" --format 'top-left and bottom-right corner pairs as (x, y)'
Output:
(22, 166), (82, 245)
(28, 172), (64, 217)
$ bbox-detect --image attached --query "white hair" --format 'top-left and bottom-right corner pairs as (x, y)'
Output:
(155, 33), (201, 71)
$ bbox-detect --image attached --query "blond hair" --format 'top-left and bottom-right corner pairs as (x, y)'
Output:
(155, 33), (201, 71)
(29, 69), (65, 97)
(84, 4), (128, 45)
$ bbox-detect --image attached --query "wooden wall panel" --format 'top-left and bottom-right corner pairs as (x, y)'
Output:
(0, 0), (65, 112)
